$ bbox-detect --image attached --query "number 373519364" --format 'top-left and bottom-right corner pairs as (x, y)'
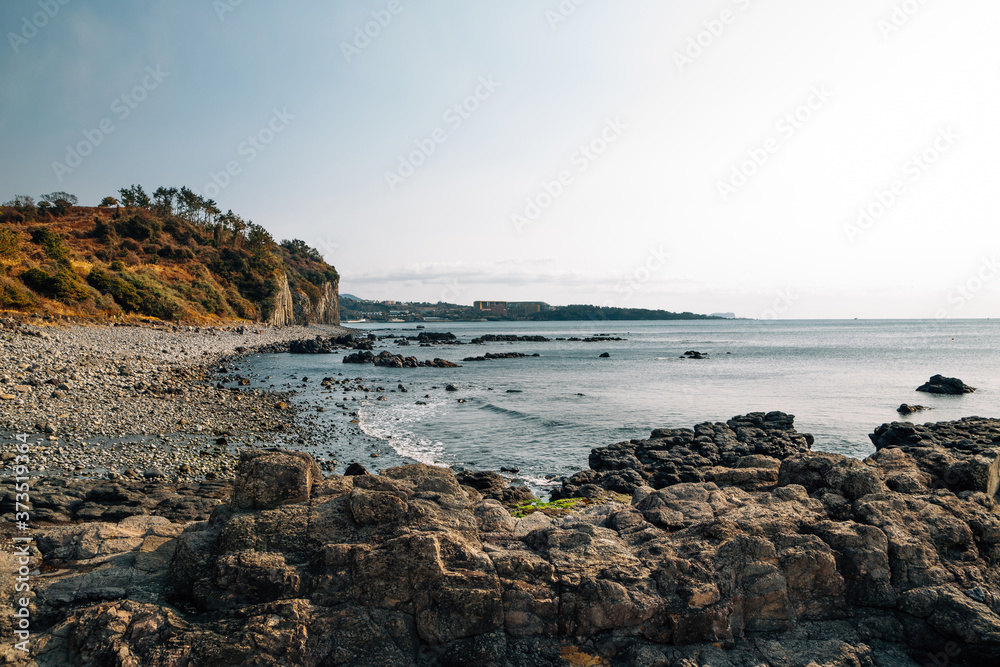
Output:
(12, 434), (30, 519)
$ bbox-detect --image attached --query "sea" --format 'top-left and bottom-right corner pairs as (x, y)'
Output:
(241, 319), (999, 492)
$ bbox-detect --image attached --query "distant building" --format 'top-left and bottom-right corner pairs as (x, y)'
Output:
(474, 300), (508, 315)
(507, 301), (550, 316)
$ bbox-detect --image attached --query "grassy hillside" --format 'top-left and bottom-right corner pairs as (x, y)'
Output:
(0, 187), (338, 323)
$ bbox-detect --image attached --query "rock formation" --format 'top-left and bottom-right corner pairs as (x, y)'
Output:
(343, 350), (461, 368)
(267, 273), (340, 327)
(916, 375), (976, 395)
(9, 414), (1000, 666)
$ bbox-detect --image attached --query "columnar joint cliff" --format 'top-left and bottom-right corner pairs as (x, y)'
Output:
(268, 274), (340, 326)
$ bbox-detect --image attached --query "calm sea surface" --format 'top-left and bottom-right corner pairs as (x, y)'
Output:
(244, 319), (999, 489)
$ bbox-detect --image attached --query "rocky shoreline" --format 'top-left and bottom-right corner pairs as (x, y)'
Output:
(1, 409), (998, 664)
(2, 321), (999, 665)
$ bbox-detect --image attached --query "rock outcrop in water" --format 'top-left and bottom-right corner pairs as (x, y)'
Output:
(916, 375), (977, 395)
(342, 350), (460, 368)
(11, 414), (1000, 666)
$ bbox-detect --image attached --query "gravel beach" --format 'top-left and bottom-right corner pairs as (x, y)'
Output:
(0, 316), (357, 483)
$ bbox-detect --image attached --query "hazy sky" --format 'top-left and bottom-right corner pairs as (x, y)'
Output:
(2, 1), (999, 318)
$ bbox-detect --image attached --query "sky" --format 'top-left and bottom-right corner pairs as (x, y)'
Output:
(2, 0), (999, 319)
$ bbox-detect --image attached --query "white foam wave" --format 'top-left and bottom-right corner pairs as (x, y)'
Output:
(357, 397), (448, 466)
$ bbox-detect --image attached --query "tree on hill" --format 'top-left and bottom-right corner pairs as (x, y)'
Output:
(119, 184), (150, 210)
(41, 191), (77, 206)
(280, 238), (323, 262)
(99, 196), (119, 209)
(177, 187), (202, 220)
(152, 187), (178, 216)
(3, 195), (35, 213)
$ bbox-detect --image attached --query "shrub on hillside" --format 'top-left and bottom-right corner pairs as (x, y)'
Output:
(20, 266), (89, 302)
(1, 196), (37, 223)
(224, 285), (257, 320)
(87, 267), (142, 312)
(30, 227), (70, 263)
(122, 271), (185, 320)
(0, 208), (27, 225)
(115, 212), (160, 241)
(0, 276), (36, 309)
(91, 217), (114, 241)
(0, 229), (18, 260)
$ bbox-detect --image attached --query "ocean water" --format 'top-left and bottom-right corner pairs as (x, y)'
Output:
(243, 319), (999, 489)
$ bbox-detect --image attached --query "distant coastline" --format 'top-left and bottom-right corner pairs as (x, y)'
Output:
(341, 297), (726, 323)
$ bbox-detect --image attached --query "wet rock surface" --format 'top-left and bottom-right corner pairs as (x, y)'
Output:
(8, 416), (1000, 666)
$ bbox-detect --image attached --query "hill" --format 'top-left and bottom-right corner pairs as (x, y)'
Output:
(0, 187), (339, 324)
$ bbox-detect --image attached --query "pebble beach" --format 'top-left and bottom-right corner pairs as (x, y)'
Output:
(0, 317), (357, 483)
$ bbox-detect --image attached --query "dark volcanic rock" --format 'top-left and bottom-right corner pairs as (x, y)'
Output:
(463, 352), (530, 362)
(288, 335), (356, 354)
(471, 334), (551, 344)
(455, 469), (536, 504)
(343, 350), (460, 368)
(412, 331), (459, 344)
(342, 350), (375, 364)
(869, 417), (1000, 496)
(917, 374), (977, 394)
(898, 403), (931, 415)
(554, 412), (812, 498)
(17, 415), (1000, 667)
